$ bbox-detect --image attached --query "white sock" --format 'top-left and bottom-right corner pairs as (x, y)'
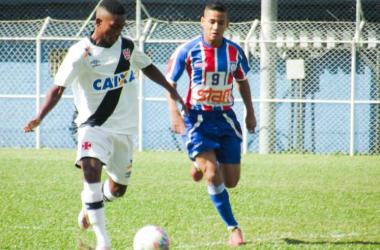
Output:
(82, 182), (111, 247)
(207, 183), (225, 195)
(102, 179), (117, 202)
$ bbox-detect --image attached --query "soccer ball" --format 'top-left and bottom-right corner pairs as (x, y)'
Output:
(133, 225), (170, 250)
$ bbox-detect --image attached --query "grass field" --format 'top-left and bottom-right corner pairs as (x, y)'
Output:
(0, 149), (379, 250)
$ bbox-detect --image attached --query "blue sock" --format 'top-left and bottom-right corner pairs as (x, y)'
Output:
(208, 184), (238, 229)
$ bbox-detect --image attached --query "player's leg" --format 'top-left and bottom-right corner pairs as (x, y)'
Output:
(184, 110), (243, 244)
(180, 116), (204, 182)
(80, 157), (111, 249)
(195, 151), (240, 235)
(195, 150), (223, 185)
(181, 112), (206, 182)
(76, 127), (113, 249)
(220, 163), (241, 188)
(216, 163), (244, 246)
(102, 133), (133, 201)
(218, 163), (245, 246)
(191, 156), (241, 185)
(216, 112), (245, 246)
(190, 161), (203, 182)
(102, 177), (127, 202)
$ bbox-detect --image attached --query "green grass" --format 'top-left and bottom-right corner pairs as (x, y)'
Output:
(0, 149), (379, 249)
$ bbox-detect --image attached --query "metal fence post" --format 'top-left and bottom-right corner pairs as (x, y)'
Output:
(243, 19), (259, 154)
(349, 0), (363, 156)
(136, 0), (144, 152)
(259, 0), (277, 154)
(35, 17), (50, 149)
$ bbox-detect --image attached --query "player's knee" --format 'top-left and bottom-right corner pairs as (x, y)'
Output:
(205, 171), (219, 184)
(224, 179), (239, 188)
(81, 158), (102, 182)
(111, 184), (127, 197)
(82, 166), (102, 182)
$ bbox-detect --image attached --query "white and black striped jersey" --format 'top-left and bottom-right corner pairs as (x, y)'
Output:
(54, 36), (151, 135)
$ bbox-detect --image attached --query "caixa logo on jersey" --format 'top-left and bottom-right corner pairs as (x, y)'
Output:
(92, 71), (135, 91)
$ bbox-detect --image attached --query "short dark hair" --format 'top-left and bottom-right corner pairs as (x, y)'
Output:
(99, 0), (127, 16)
(205, 1), (228, 14)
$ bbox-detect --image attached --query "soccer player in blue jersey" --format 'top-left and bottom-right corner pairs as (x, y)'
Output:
(24, 1), (186, 249)
(166, 1), (256, 246)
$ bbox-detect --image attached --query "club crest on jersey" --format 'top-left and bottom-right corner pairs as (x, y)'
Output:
(84, 46), (92, 59)
(123, 48), (131, 60)
(230, 62), (237, 72)
(92, 71), (135, 91)
(82, 141), (91, 150)
(90, 59), (101, 67)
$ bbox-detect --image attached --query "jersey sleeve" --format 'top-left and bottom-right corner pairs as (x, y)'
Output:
(165, 45), (188, 84)
(233, 47), (250, 81)
(130, 48), (152, 70)
(54, 46), (82, 87)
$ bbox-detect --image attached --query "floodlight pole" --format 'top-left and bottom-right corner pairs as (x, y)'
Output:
(259, 0), (277, 154)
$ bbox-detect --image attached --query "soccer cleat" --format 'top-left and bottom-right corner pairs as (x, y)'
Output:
(190, 163), (203, 182)
(229, 227), (245, 246)
(78, 208), (91, 230)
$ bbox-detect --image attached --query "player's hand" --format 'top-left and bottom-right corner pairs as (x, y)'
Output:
(169, 89), (189, 115)
(24, 118), (41, 133)
(246, 113), (256, 134)
(170, 112), (185, 134)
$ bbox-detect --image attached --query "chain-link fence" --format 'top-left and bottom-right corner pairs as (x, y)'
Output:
(4, 1), (378, 22)
(0, 0), (135, 20)
(0, 0), (379, 155)
(251, 21), (380, 155)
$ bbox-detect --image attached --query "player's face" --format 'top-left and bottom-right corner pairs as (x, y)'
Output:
(201, 9), (228, 47)
(96, 13), (126, 46)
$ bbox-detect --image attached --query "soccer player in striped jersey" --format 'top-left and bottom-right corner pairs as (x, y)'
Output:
(166, 1), (256, 246)
(24, 1), (186, 249)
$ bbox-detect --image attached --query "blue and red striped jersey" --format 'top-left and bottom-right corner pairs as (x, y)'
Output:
(166, 36), (250, 111)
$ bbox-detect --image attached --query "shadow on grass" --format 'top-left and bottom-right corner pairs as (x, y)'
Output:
(284, 238), (380, 246)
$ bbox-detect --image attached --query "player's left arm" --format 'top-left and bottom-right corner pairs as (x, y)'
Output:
(141, 64), (188, 115)
(234, 46), (256, 133)
(236, 79), (256, 133)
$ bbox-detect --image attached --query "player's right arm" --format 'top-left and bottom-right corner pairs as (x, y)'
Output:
(24, 43), (82, 133)
(166, 82), (185, 134)
(24, 85), (65, 132)
(165, 45), (188, 134)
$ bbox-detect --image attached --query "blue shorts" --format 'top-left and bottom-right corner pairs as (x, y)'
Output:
(182, 109), (242, 164)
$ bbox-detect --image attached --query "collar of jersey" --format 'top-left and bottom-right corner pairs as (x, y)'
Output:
(88, 35), (121, 49)
(201, 35), (226, 49)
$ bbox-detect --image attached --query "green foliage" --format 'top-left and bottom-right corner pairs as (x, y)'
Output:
(0, 149), (379, 249)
